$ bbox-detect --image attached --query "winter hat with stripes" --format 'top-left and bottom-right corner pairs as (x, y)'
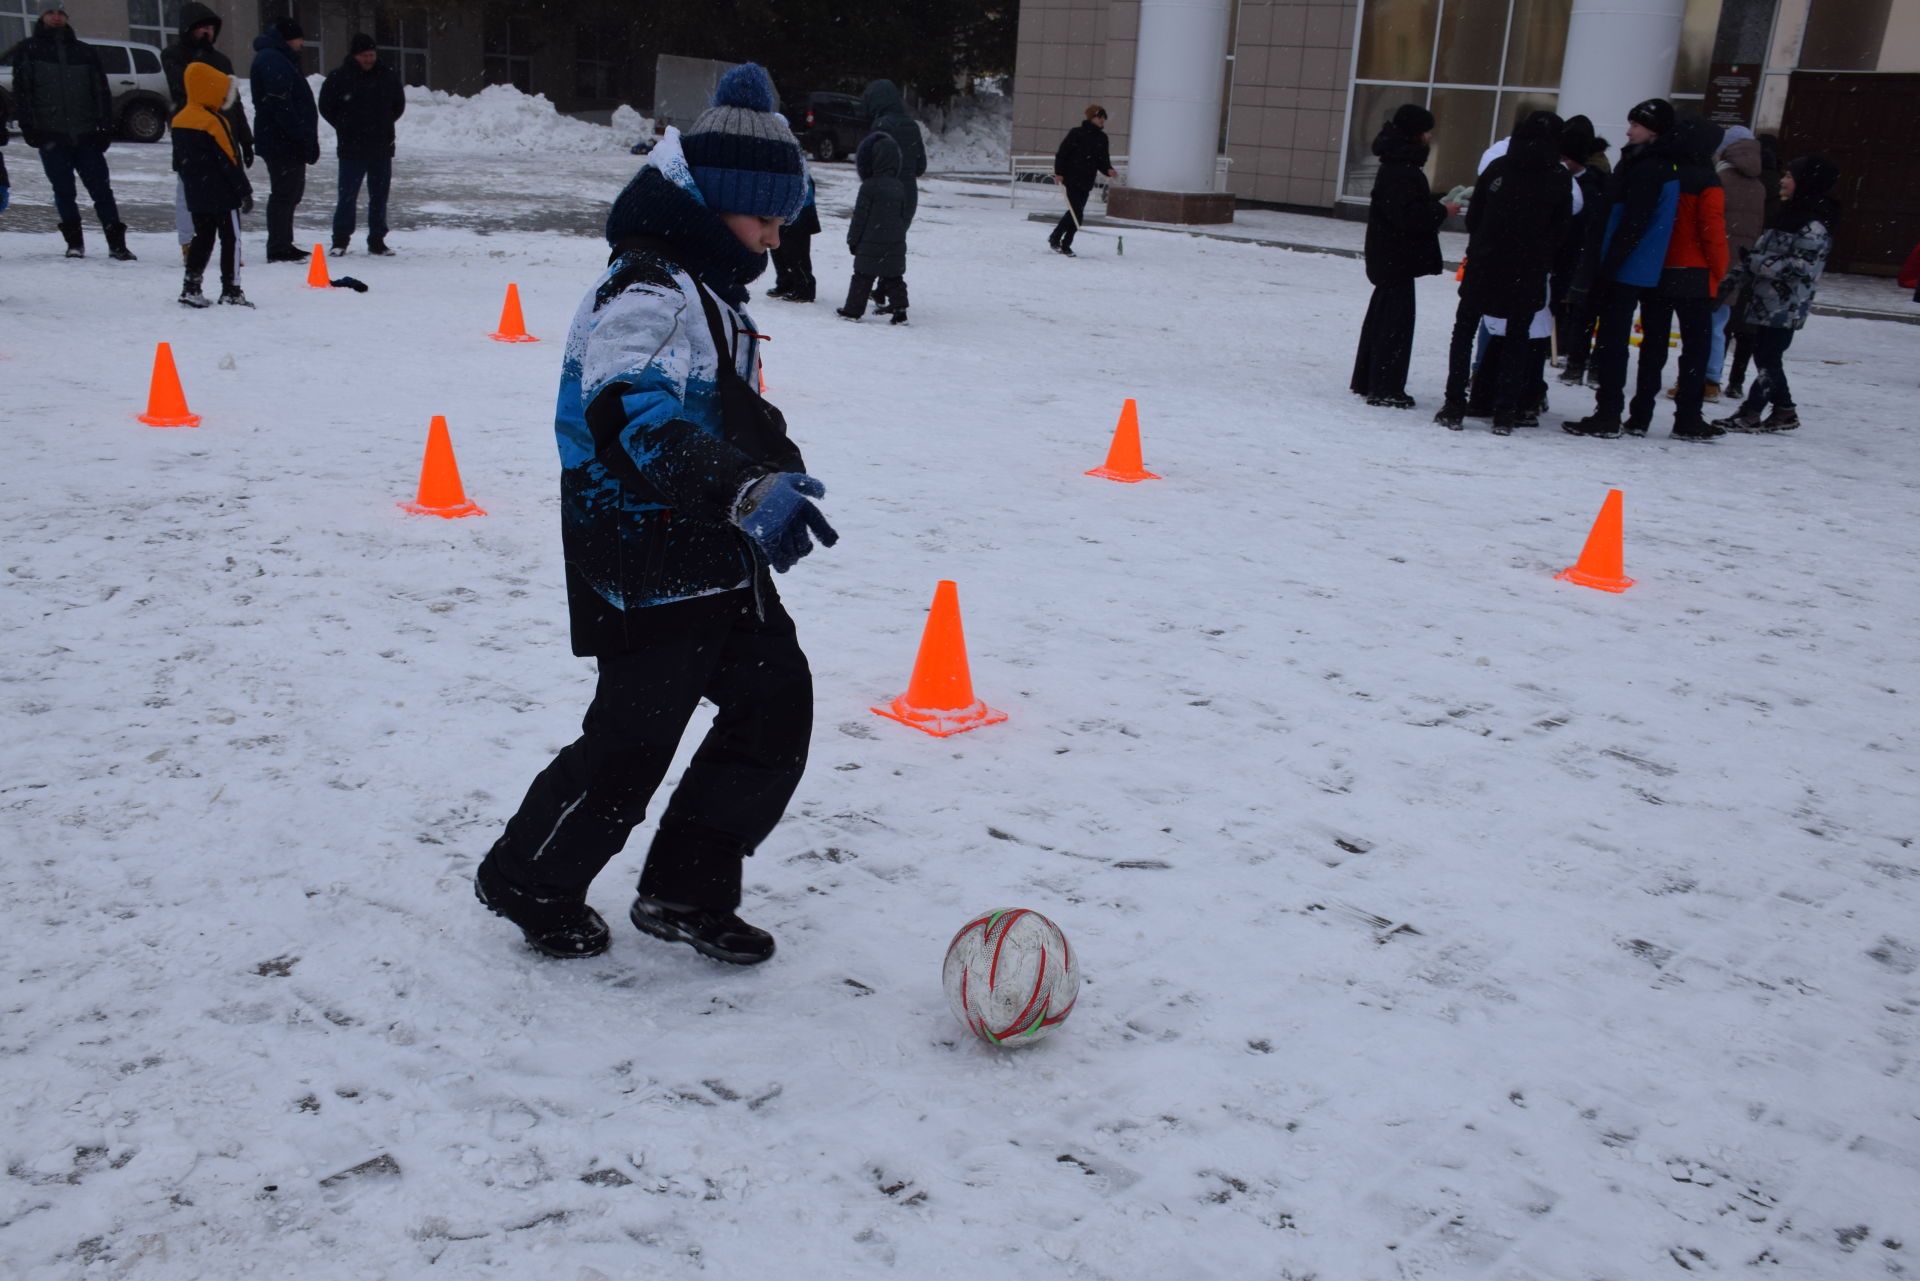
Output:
(682, 64), (807, 222)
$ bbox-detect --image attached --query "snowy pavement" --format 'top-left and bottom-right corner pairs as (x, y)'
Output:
(3, 88), (1919, 1281)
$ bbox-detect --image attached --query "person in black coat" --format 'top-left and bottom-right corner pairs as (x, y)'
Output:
(250, 19), (319, 262)
(162, 2), (253, 260)
(1351, 103), (1456, 407)
(1457, 111), (1571, 433)
(10, 10), (133, 260)
(836, 131), (909, 324)
(319, 33), (406, 255)
(767, 172), (819, 302)
(1050, 104), (1116, 257)
(1551, 116), (1606, 383)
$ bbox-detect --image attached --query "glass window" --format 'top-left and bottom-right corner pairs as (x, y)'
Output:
(96, 45), (131, 75)
(1494, 89), (1560, 139)
(483, 14), (533, 93)
(132, 46), (161, 73)
(1, 0), (32, 58)
(1503, 0), (1568, 88)
(1356, 0), (1438, 81)
(1428, 86), (1497, 193)
(574, 24), (615, 100)
(376, 12), (429, 87)
(1671, 0), (1724, 93)
(128, 0), (182, 51)
(1435, 1), (1504, 85)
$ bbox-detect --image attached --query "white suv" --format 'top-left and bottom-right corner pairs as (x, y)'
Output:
(0, 38), (173, 143)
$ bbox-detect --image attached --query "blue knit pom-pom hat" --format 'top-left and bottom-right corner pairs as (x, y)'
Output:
(682, 63), (807, 222)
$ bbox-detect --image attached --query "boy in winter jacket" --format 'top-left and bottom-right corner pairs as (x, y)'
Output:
(476, 64), (837, 966)
(170, 62), (254, 307)
(837, 132), (909, 324)
(1712, 156), (1841, 434)
(162, 3), (253, 260)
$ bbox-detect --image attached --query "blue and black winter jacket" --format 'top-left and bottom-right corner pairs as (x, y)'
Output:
(1591, 137), (1679, 288)
(556, 128), (781, 655)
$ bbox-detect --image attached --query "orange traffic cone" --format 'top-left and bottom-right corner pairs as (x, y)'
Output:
(306, 244), (330, 289)
(489, 283), (538, 343)
(871, 580), (1007, 737)
(1085, 398), (1160, 482)
(137, 342), (201, 427)
(1556, 489), (1634, 592)
(399, 415), (485, 518)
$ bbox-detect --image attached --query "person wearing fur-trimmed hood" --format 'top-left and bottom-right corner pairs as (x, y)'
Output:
(476, 64), (837, 969)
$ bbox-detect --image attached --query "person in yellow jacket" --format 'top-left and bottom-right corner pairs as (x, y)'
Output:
(170, 61), (255, 307)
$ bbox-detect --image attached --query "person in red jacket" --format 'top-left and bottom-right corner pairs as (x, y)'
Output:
(1625, 114), (1727, 440)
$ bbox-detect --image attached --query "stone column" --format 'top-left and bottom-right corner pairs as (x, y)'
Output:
(1108, 0), (1235, 225)
(1555, 0), (1688, 161)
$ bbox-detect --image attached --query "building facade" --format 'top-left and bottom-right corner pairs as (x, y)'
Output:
(1012, 0), (1920, 270)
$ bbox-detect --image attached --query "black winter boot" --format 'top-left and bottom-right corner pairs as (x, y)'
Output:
(1758, 405), (1800, 432)
(218, 285), (255, 308)
(630, 897), (775, 965)
(474, 858), (611, 958)
(104, 222), (137, 261)
(179, 274), (212, 308)
(889, 308), (908, 326)
(1670, 418), (1725, 442)
(59, 220), (85, 258)
(1433, 401), (1467, 430)
(1562, 412), (1622, 439)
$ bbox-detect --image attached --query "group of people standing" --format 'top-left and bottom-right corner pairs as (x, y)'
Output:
(1, 6), (404, 308)
(1353, 94), (1840, 440)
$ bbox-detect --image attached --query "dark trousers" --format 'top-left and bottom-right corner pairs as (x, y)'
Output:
(264, 153), (307, 254)
(1443, 297), (1482, 407)
(486, 586), (813, 911)
(1740, 327), (1796, 413)
(770, 228), (815, 299)
(1727, 329), (1754, 389)
(1588, 284), (1652, 418)
(1629, 293), (1713, 424)
(36, 143), (120, 226)
(1350, 278), (1416, 398)
(185, 209), (240, 289)
(331, 156), (391, 247)
(1483, 323), (1544, 414)
(843, 272), (907, 317)
(1053, 183), (1091, 248)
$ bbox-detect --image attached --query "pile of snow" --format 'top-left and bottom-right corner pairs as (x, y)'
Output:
(922, 93), (1012, 172)
(306, 76), (650, 156)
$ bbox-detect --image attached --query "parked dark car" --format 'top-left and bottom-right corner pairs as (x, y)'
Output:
(783, 91), (866, 162)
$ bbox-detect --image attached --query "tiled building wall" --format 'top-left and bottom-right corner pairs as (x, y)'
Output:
(1224, 0), (1358, 207)
(1013, 0), (1360, 210)
(1011, 0), (1140, 158)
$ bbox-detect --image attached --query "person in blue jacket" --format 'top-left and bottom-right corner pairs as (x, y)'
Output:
(249, 18), (319, 262)
(476, 64), (838, 967)
(1563, 98), (1680, 437)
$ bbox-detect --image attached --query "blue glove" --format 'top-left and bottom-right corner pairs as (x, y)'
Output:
(734, 473), (838, 573)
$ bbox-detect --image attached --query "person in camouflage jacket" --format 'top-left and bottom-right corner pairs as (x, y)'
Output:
(1713, 155), (1839, 434)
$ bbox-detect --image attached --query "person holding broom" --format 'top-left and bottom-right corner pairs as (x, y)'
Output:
(1050, 105), (1115, 257)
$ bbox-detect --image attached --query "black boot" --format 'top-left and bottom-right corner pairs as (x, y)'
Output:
(1562, 412), (1623, 439)
(889, 308), (908, 326)
(630, 896), (775, 965)
(1433, 401), (1467, 430)
(218, 284), (255, 308)
(366, 238), (394, 256)
(104, 221), (137, 261)
(59, 220), (85, 258)
(179, 273), (211, 308)
(474, 858), (611, 958)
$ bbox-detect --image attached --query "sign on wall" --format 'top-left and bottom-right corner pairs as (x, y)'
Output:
(1706, 63), (1759, 127)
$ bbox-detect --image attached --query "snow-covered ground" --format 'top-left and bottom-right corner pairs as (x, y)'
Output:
(2, 84), (1918, 1281)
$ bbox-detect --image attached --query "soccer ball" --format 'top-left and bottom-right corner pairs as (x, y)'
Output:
(943, 908), (1080, 1047)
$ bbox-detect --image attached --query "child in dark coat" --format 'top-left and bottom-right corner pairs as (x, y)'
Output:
(836, 132), (909, 325)
(171, 62), (254, 307)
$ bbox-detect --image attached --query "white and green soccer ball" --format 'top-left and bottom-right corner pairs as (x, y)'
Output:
(943, 908), (1079, 1047)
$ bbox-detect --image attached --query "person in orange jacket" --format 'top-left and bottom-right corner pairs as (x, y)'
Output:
(1624, 114), (1727, 440)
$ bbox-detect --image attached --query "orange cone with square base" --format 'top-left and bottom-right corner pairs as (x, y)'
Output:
(137, 342), (201, 427)
(399, 415), (485, 518)
(489, 283), (538, 342)
(871, 581), (1007, 737)
(1085, 398), (1160, 482)
(305, 244), (330, 289)
(1556, 489), (1634, 592)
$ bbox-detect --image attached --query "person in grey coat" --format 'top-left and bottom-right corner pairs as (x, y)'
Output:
(835, 132), (909, 325)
